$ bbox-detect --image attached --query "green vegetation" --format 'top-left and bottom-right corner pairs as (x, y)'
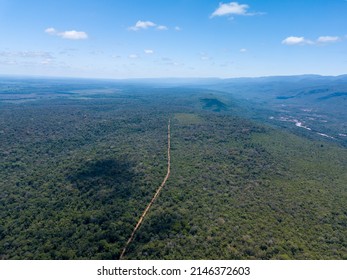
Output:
(0, 78), (346, 259)
(200, 98), (227, 112)
(174, 113), (202, 125)
(127, 115), (347, 259)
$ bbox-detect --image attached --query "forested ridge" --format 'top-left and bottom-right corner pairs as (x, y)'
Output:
(0, 82), (346, 259)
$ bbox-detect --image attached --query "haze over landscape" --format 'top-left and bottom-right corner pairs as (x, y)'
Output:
(1, 1), (347, 261)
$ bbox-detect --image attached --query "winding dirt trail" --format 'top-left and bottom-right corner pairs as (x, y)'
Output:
(119, 119), (171, 259)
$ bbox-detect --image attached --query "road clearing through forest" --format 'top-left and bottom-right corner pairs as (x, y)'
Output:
(119, 119), (171, 259)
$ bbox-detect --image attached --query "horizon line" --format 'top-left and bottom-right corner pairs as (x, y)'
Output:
(1, 73), (346, 82)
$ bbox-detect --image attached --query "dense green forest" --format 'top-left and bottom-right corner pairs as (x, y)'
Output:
(0, 79), (346, 259)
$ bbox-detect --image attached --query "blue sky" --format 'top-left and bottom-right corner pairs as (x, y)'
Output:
(0, 0), (346, 79)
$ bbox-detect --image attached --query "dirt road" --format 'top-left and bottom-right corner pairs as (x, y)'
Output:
(119, 119), (171, 259)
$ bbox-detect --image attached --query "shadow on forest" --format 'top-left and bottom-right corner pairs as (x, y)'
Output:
(200, 98), (227, 112)
(68, 159), (138, 198)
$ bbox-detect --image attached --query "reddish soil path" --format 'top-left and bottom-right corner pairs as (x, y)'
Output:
(119, 119), (171, 259)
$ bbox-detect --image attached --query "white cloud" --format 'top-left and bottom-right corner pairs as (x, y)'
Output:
(40, 59), (53, 65)
(174, 26), (182, 31)
(0, 51), (56, 67)
(44, 27), (57, 35)
(59, 30), (88, 40)
(317, 36), (340, 43)
(44, 27), (88, 40)
(129, 20), (170, 31)
(240, 48), (247, 52)
(129, 20), (156, 31)
(157, 25), (168, 31)
(211, 2), (254, 17)
(282, 36), (313, 45)
(282, 35), (342, 46)
(128, 54), (139, 59)
(144, 49), (154, 54)
(0, 51), (53, 58)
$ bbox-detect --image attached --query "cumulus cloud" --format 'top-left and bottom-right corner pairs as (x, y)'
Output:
(128, 54), (139, 59)
(59, 30), (88, 40)
(212, 2), (248, 17)
(240, 48), (247, 52)
(144, 49), (154, 54)
(129, 20), (156, 31)
(45, 27), (88, 40)
(44, 27), (57, 35)
(211, 2), (260, 18)
(282, 35), (342, 45)
(129, 20), (170, 31)
(174, 26), (182, 31)
(282, 36), (313, 45)
(317, 36), (340, 43)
